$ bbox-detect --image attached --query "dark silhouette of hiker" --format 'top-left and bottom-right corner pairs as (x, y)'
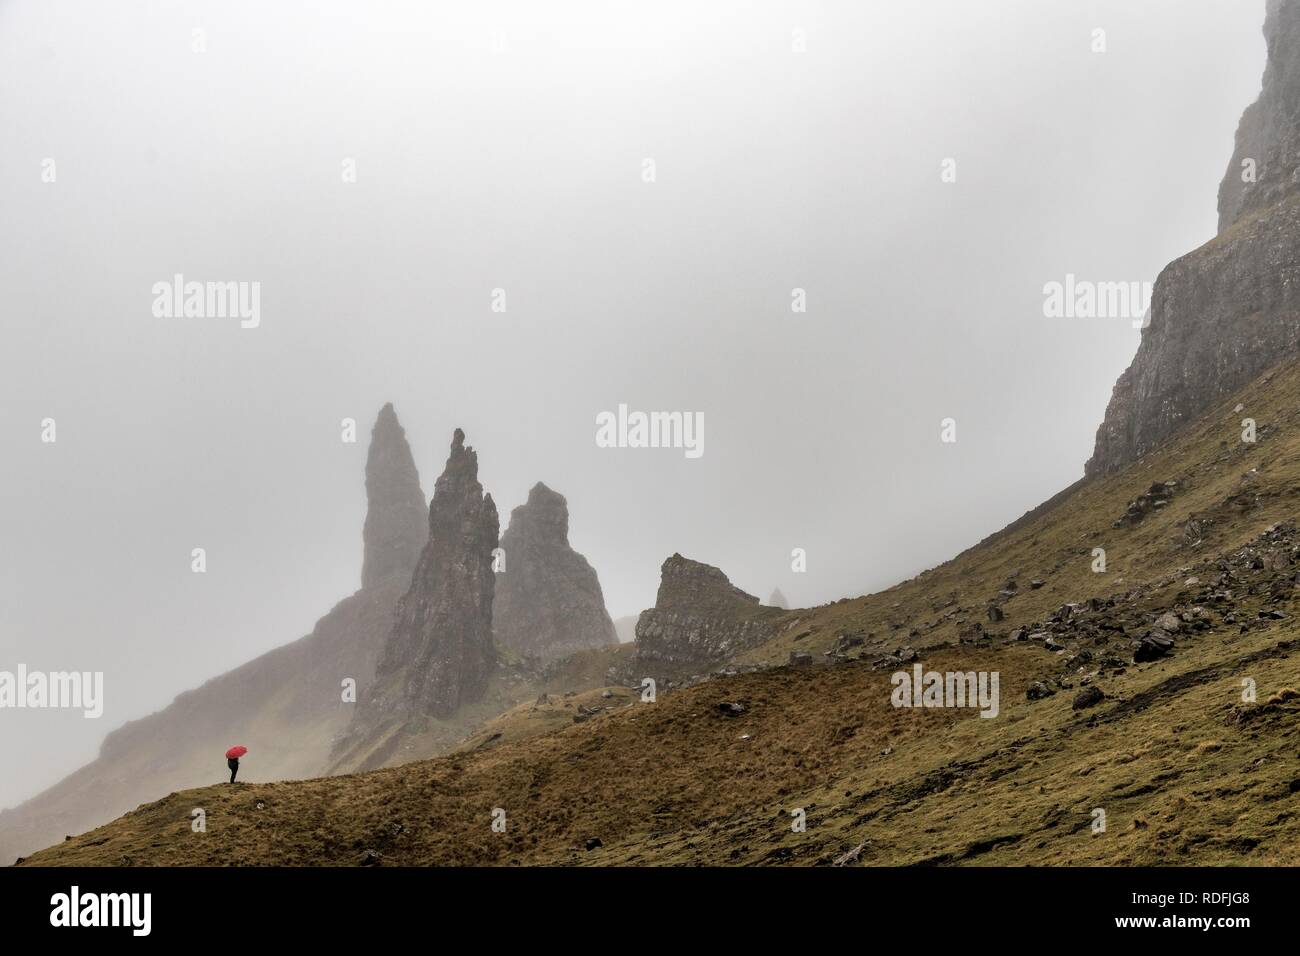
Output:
(228, 756), (239, 784)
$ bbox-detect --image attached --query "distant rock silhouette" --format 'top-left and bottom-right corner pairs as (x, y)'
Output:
(361, 403), (428, 589)
(493, 482), (617, 662)
(768, 587), (789, 609)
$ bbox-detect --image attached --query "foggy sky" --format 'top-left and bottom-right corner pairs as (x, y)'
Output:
(0, 0), (1269, 808)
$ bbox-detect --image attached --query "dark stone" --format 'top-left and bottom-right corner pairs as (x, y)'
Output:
(1072, 686), (1106, 710)
(1134, 633), (1175, 663)
(833, 633), (865, 654)
(1026, 681), (1055, 701)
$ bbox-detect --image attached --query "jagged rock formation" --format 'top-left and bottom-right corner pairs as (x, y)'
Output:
(0, 404), (426, 865)
(1087, 1), (1300, 477)
(634, 554), (784, 670)
(361, 403), (429, 589)
(31, 350), (1300, 868)
(768, 587), (789, 609)
(334, 429), (499, 768)
(493, 482), (617, 662)
(1219, 0), (1300, 232)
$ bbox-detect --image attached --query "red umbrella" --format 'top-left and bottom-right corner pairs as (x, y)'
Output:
(225, 745), (248, 759)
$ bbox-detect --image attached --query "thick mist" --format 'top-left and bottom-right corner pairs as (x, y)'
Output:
(0, 0), (1268, 808)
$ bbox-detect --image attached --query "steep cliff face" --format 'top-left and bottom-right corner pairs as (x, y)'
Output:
(0, 404), (426, 865)
(634, 554), (784, 671)
(361, 403), (428, 589)
(493, 482), (617, 662)
(335, 429), (499, 768)
(1219, 0), (1300, 233)
(1087, 1), (1300, 477)
(1088, 196), (1300, 475)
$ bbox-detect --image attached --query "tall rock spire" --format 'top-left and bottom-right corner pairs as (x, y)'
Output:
(360, 403), (428, 590)
(493, 482), (617, 662)
(370, 428), (499, 722)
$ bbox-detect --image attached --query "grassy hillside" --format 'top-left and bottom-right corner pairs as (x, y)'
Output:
(0, 580), (405, 865)
(21, 353), (1300, 866)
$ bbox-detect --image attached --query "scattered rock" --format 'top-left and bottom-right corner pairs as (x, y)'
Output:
(1134, 633), (1175, 662)
(1114, 482), (1179, 527)
(833, 841), (869, 867)
(1026, 681), (1055, 701)
(1154, 612), (1183, 633)
(832, 633), (864, 654)
(1072, 686), (1105, 710)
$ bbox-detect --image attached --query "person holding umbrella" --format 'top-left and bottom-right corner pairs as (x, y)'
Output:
(225, 745), (247, 784)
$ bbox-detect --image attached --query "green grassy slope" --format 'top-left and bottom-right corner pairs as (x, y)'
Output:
(21, 353), (1300, 867)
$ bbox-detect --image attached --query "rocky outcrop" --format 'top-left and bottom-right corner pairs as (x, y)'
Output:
(768, 587), (789, 609)
(361, 403), (428, 588)
(342, 428), (499, 758)
(493, 482), (617, 662)
(0, 404), (425, 865)
(1087, 1), (1300, 477)
(1218, 0), (1300, 232)
(634, 554), (784, 670)
(1087, 193), (1300, 476)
